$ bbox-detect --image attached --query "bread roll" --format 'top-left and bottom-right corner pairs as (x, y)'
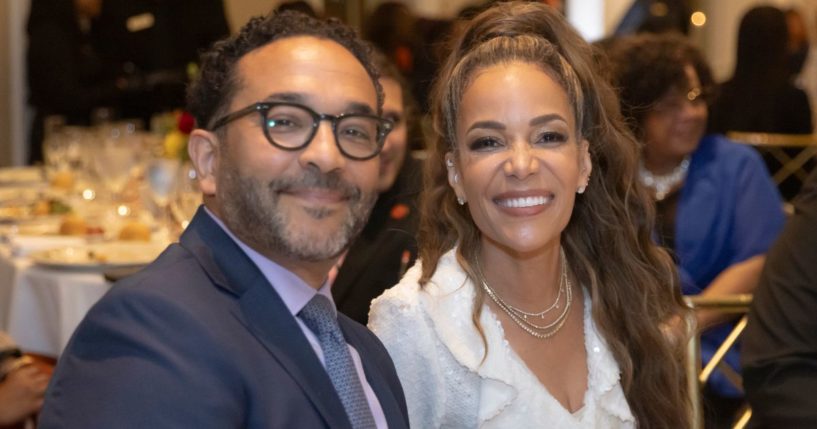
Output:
(59, 214), (87, 236)
(118, 221), (151, 241)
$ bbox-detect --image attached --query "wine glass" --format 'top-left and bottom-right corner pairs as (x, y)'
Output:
(146, 158), (180, 233)
(91, 121), (141, 204)
(169, 162), (202, 231)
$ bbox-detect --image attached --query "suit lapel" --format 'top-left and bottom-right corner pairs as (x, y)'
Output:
(180, 208), (352, 429)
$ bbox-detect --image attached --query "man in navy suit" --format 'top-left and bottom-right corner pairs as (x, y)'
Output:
(39, 10), (408, 429)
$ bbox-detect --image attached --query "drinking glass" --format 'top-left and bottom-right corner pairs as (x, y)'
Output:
(170, 162), (202, 230)
(91, 121), (142, 202)
(146, 158), (180, 229)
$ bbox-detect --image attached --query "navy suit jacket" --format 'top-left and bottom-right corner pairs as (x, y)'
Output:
(39, 207), (409, 428)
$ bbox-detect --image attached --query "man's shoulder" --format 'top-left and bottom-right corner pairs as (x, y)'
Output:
(90, 241), (230, 330)
(112, 242), (208, 296)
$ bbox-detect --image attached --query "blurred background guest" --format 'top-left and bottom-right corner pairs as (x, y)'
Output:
(363, 2), (417, 78)
(332, 51), (421, 324)
(785, 7), (810, 81)
(26, 0), (123, 164)
(604, 32), (786, 429)
(614, 0), (692, 35)
(26, 0), (229, 164)
(273, 0), (317, 17)
(707, 5), (813, 201)
(90, 0), (229, 121)
(742, 168), (817, 428)
(707, 6), (812, 136)
(371, 3), (689, 427)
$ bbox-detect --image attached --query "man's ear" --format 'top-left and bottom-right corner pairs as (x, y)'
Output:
(187, 129), (219, 196)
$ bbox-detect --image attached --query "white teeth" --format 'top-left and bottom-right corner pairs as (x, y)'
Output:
(496, 196), (550, 208)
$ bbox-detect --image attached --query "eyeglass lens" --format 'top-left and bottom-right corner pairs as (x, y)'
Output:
(264, 104), (383, 158)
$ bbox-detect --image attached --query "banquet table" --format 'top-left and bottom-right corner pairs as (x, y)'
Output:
(0, 251), (112, 356)
(0, 165), (180, 357)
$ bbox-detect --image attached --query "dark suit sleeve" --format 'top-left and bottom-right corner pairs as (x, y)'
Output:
(39, 281), (246, 428)
(742, 170), (817, 428)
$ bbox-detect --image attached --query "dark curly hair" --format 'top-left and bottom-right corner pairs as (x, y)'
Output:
(602, 33), (715, 139)
(187, 10), (384, 130)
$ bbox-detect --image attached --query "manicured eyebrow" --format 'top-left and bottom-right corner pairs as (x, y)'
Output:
(529, 113), (567, 127)
(466, 120), (505, 133)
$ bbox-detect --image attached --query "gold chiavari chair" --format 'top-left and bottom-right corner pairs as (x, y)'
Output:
(685, 294), (754, 429)
(727, 132), (817, 207)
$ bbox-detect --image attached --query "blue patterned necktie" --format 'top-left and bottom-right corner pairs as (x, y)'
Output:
(299, 294), (377, 429)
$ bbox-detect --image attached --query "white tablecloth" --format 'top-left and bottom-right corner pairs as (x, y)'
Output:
(0, 251), (111, 356)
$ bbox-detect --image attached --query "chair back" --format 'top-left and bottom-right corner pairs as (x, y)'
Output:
(727, 132), (817, 201)
(684, 294), (753, 429)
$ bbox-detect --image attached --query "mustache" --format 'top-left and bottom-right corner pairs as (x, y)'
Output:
(268, 168), (362, 200)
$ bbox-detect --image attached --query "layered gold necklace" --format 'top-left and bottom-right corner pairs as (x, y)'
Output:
(477, 248), (573, 339)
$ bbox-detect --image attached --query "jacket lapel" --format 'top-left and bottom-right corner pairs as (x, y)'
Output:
(425, 250), (518, 423)
(180, 207), (351, 429)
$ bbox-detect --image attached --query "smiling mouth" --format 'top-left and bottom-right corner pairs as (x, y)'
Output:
(281, 189), (348, 205)
(494, 195), (553, 208)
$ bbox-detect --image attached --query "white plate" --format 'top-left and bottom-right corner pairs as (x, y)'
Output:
(30, 241), (167, 271)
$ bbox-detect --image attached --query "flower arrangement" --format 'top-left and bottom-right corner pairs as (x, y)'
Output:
(157, 110), (194, 161)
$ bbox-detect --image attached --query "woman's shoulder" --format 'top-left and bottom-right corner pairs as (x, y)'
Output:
(695, 134), (766, 170)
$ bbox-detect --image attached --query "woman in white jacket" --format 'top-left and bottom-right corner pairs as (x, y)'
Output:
(368, 2), (690, 428)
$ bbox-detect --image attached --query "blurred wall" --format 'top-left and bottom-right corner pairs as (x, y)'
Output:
(225, 0), (323, 31)
(2, 0), (28, 167)
(0, 0), (10, 167)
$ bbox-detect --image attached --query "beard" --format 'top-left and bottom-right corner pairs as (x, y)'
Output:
(217, 157), (377, 262)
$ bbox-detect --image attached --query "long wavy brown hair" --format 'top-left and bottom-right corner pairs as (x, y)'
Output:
(417, 2), (690, 427)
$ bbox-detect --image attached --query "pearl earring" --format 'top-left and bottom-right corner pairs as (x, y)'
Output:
(577, 185), (586, 194)
(457, 196), (465, 205)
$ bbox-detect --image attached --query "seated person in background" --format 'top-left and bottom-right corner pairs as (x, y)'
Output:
(90, 0), (230, 122)
(742, 168), (817, 428)
(26, 0), (123, 164)
(603, 33), (787, 428)
(274, 1), (318, 17)
(708, 5), (812, 136)
(369, 2), (690, 427)
(0, 332), (50, 427)
(706, 5), (813, 201)
(38, 10), (408, 428)
(332, 51), (421, 324)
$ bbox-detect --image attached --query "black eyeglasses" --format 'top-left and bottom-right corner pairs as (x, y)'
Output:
(210, 102), (393, 160)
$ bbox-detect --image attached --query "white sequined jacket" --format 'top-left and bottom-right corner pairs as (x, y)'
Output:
(368, 248), (636, 428)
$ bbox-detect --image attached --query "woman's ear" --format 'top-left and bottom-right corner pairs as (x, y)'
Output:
(445, 152), (466, 204)
(187, 129), (219, 196)
(578, 139), (593, 193)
